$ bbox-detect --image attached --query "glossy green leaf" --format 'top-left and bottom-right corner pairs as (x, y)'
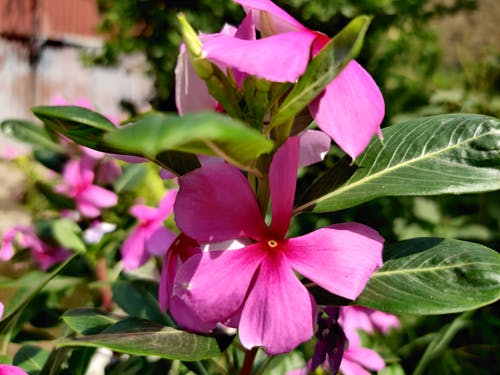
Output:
(62, 308), (119, 335)
(0, 253), (78, 333)
(103, 112), (274, 167)
(355, 238), (500, 314)
(1, 119), (65, 152)
(13, 346), (50, 374)
(297, 114), (500, 213)
(56, 319), (225, 361)
(112, 280), (173, 326)
(32, 105), (117, 152)
(268, 15), (371, 130)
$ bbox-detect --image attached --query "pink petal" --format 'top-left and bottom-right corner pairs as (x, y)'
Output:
(344, 347), (386, 371)
(0, 302), (3, 318)
(339, 357), (372, 375)
(76, 200), (101, 218)
(174, 162), (268, 242)
(298, 130), (331, 168)
(285, 223), (383, 300)
(239, 253), (315, 354)
(269, 136), (299, 238)
(158, 189), (177, 217)
(170, 243), (265, 331)
(370, 310), (400, 334)
(202, 31), (316, 82)
(61, 159), (83, 191)
(81, 185), (118, 209)
(145, 227), (177, 256)
(130, 204), (159, 220)
(309, 60), (385, 159)
(95, 159), (122, 184)
(175, 44), (217, 115)
(235, 0), (306, 35)
(0, 364), (29, 375)
(121, 228), (148, 270)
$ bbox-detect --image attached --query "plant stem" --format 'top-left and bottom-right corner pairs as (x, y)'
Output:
(96, 257), (112, 311)
(239, 348), (258, 375)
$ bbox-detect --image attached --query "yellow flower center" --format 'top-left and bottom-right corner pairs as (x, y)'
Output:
(267, 239), (278, 248)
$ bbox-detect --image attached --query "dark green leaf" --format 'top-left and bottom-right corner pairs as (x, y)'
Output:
(13, 345), (50, 375)
(1, 119), (65, 152)
(34, 181), (75, 210)
(35, 218), (85, 253)
(112, 280), (173, 326)
(103, 112), (274, 167)
(62, 308), (119, 335)
(56, 319), (225, 361)
(32, 106), (117, 152)
(39, 348), (69, 375)
(0, 253), (78, 334)
(355, 238), (500, 314)
(297, 114), (500, 213)
(269, 15), (372, 130)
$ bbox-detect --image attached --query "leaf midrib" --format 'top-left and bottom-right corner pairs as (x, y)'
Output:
(295, 121), (497, 212)
(372, 261), (495, 277)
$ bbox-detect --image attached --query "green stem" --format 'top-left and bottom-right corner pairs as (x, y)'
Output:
(239, 348), (259, 375)
(412, 310), (473, 375)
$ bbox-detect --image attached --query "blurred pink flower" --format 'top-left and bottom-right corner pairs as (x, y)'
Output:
(55, 155), (118, 218)
(170, 136), (383, 354)
(121, 190), (178, 270)
(0, 364), (29, 375)
(0, 226), (70, 270)
(199, 0), (384, 159)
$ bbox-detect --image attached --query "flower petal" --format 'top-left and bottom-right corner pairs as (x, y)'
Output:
(0, 364), (29, 375)
(339, 357), (372, 375)
(285, 223), (383, 300)
(170, 243), (265, 330)
(269, 136), (299, 238)
(121, 228), (148, 270)
(344, 347), (386, 371)
(298, 130), (331, 168)
(235, 0), (306, 34)
(239, 253), (315, 354)
(309, 60), (385, 159)
(175, 44), (217, 115)
(81, 185), (118, 209)
(202, 31), (316, 82)
(174, 162), (267, 242)
(145, 227), (177, 256)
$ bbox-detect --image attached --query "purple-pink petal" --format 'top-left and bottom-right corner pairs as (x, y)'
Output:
(343, 347), (385, 372)
(238, 252), (315, 354)
(174, 162), (267, 242)
(297, 130), (331, 168)
(121, 228), (148, 270)
(309, 60), (385, 159)
(269, 136), (299, 238)
(81, 185), (118, 209)
(145, 227), (176, 256)
(202, 31), (316, 82)
(0, 364), (29, 375)
(170, 243), (265, 330)
(285, 223), (383, 300)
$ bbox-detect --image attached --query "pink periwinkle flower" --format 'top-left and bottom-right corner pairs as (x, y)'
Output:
(169, 136), (383, 354)
(0, 364), (29, 375)
(121, 190), (178, 270)
(0, 226), (70, 270)
(56, 155), (118, 218)
(198, 0), (384, 159)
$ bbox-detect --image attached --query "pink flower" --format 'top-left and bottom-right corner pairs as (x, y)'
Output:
(121, 190), (178, 270)
(56, 155), (118, 218)
(170, 136), (383, 354)
(338, 306), (396, 375)
(201, 0), (385, 159)
(0, 226), (70, 270)
(0, 364), (29, 375)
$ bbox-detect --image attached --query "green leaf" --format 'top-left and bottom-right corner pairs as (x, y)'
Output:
(113, 164), (148, 193)
(297, 114), (500, 213)
(112, 280), (173, 326)
(1, 119), (65, 152)
(268, 15), (372, 130)
(355, 238), (500, 314)
(62, 308), (119, 335)
(13, 346), (50, 374)
(32, 105), (117, 152)
(0, 253), (78, 334)
(103, 112), (274, 168)
(56, 319), (225, 361)
(35, 218), (86, 253)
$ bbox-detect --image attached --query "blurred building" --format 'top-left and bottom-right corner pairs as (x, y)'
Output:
(0, 0), (153, 157)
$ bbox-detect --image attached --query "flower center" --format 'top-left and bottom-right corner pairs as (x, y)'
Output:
(267, 239), (278, 248)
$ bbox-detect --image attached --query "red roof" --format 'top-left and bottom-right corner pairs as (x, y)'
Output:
(0, 0), (101, 41)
